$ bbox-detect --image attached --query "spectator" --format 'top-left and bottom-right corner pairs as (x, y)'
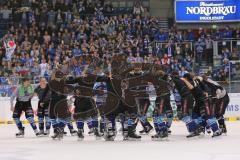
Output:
(0, 5), (12, 21)
(223, 26), (232, 39)
(179, 66), (188, 77)
(195, 38), (205, 65)
(39, 59), (48, 77)
(133, 0), (144, 15)
(161, 53), (170, 66)
(0, 0), (237, 96)
(186, 29), (195, 41)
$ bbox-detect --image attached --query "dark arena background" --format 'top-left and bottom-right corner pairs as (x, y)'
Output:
(0, 0), (240, 160)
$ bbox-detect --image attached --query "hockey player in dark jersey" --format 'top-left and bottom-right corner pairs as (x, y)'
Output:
(107, 56), (143, 141)
(138, 82), (154, 135)
(34, 78), (51, 136)
(66, 72), (103, 140)
(122, 65), (149, 140)
(71, 86), (98, 140)
(170, 72), (200, 138)
(181, 73), (222, 137)
(151, 70), (172, 140)
(197, 75), (230, 134)
(127, 67), (153, 136)
(48, 70), (73, 140)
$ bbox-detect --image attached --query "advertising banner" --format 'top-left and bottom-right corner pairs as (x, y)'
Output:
(175, 0), (240, 23)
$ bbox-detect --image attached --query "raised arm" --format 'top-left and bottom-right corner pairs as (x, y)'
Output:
(181, 78), (194, 90)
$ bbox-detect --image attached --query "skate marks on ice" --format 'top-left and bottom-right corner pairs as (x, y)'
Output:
(1, 122), (240, 160)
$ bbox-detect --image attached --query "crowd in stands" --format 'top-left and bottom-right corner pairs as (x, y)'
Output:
(0, 0), (240, 96)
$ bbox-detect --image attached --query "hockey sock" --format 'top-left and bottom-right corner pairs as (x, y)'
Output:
(182, 116), (198, 133)
(58, 118), (68, 129)
(207, 117), (219, 132)
(193, 116), (203, 125)
(38, 117), (44, 131)
(139, 115), (147, 124)
(87, 118), (93, 129)
(107, 117), (116, 129)
(26, 117), (37, 130)
(156, 116), (167, 133)
(100, 116), (105, 131)
(67, 122), (74, 130)
(192, 113), (201, 125)
(140, 115), (152, 128)
(167, 117), (173, 129)
(153, 116), (160, 133)
(218, 116), (225, 126)
(76, 120), (84, 129)
(13, 118), (23, 130)
(45, 117), (51, 130)
(200, 119), (207, 128)
(92, 117), (98, 128)
(166, 112), (173, 129)
(127, 118), (135, 127)
(50, 119), (58, 129)
(122, 120), (128, 131)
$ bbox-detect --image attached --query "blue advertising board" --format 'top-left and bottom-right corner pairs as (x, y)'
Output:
(175, 0), (240, 23)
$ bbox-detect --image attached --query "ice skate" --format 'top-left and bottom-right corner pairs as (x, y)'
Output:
(127, 126), (141, 141)
(44, 129), (50, 136)
(77, 129), (84, 141)
(63, 131), (67, 136)
(159, 131), (169, 140)
(151, 133), (161, 141)
(186, 132), (200, 138)
(104, 129), (116, 141)
(186, 129), (200, 138)
(38, 130), (45, 136)
(206, 127), (211, 134)
(167, 128), (172, 135)
(93, 128), (102, 140)
(139, 125), (153, 135)
(128, 133), (141, 141)
(34, 129), (41, 137)
(212, 130), (222, 138)
(16, 127), (25, 138)
(152, 132), (168, 141)
(70, 129), (77, 136)
(219, 125), (227, 135)
(88, 128), (94, 135)
(122, 129), (129, 141)
(100, 128), (105, 136)
(52, 128), (63, 140)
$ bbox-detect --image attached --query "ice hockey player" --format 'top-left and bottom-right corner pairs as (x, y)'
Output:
(170, 72), (200, 138)
(10, 77), (40, 137)
(66, 71), (102, 140)
(181, 73), (222, 138)
(48, 70), (72, 140)
(151, 70), (172, 140)
(34, 77), (51, 136)
(72, 85), (100, 140)
(198, 75), (230, 134)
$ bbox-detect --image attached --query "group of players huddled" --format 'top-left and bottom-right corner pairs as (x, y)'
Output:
(10, 55), (229, 141)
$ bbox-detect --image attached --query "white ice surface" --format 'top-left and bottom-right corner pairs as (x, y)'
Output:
(0, 122), (240, 160)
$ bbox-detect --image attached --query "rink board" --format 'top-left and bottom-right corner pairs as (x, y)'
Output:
(0, 93), (239, 123)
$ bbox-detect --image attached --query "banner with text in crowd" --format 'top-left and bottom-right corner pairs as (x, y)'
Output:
(175, 0), (240, 23)
(4, 39), (16, 61)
